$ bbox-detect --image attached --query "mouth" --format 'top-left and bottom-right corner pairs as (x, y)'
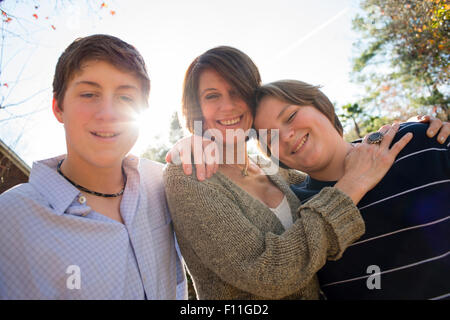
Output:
(90, 131), (120, 139)
(292, 133), (309, 154)
(216, 115), (243, 127)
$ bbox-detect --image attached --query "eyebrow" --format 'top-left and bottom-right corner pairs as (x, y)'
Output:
(74, 81), (139, 91)
(199, 88), (216, 96)
(277, 104), (293, 119)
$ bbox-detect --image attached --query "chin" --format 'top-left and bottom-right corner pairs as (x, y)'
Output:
(87, 151), (130, 168)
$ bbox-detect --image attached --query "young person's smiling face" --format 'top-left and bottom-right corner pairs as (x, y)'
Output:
(53, 60), (143, 168)
(254, 96), (342, 174)
(198, 69), (253, 145)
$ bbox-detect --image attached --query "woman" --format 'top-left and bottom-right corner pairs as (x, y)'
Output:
(252, 80), (449, 299)
(163, 46), (420, 300)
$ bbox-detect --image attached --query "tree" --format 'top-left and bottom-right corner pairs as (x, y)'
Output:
(0, 1), (117, 112)
(352, 0), (449, 120)
(339, 102), (391, 142)
(141, 112), (185, 163)
(0, 1), (118, 151)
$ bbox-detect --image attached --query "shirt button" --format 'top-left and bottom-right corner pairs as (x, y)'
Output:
(78, 196), (87, 204)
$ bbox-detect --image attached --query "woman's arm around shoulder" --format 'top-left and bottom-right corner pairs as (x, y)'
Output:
(163, 163), (365, 299)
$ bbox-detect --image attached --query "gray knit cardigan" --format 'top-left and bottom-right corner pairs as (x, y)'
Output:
(163, 160), (365, 300)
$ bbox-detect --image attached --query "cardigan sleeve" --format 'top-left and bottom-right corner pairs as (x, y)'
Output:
(163, 164), (364, 299)
(285, 168), (308, 185)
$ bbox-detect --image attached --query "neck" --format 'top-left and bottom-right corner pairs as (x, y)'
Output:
(220, 139), (248, 167)
(308, 140), (353, 182)
(60, 154), (125, 194)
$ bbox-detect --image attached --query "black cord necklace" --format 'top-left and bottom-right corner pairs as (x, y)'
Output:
(57, 159), (125, 198)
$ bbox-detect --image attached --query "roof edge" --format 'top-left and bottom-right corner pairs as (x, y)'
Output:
(0, 139), (31, 177)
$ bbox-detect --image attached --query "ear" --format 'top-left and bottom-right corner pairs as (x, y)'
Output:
(52, 98), (64, 123)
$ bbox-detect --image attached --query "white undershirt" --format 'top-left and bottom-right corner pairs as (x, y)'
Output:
(269, 196), (293, 230)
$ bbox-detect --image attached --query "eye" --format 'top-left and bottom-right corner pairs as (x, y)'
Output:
(287, 111), (297, 122)
(205, 93), (219, 100)
(120, 95), (135, 103)
(80, 93), (96, 98)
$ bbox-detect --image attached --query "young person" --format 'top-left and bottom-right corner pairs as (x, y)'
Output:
(0, 34), (187, 299)
(253, 80), (449, 299)
(163, 46), (421, 300)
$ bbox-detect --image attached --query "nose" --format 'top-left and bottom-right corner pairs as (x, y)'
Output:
(95, 96), (119, 121)
(219, 93), (239, 111)
(280, 126), (295, 143)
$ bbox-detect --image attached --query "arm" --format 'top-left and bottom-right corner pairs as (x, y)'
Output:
(280, 168), (307, 185)
(165, 117), (450, 181)
(164, 165), (364, 299)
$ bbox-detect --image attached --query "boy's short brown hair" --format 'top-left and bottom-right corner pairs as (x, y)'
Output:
(52, 34), (150, 109)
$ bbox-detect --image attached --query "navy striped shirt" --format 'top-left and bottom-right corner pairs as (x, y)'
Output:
(291, 123), (450, 300)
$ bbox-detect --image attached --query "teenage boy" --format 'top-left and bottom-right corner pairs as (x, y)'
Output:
(0, 34), (187, 299)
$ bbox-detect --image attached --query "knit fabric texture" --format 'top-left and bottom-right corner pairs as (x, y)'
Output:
(163, 158), (365, 300)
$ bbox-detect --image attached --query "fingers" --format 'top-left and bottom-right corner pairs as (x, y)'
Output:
(413, 115), (449, 144)
(436, 121), (450, 144)
(192, 135), (206, 181)
(193, 135), (221, 181)
(166, 135), (221, 181)
(379, 123), (400, 149)
(389, 132), (413, 158)
(424, 116), (442, 138)
(165, 150), (172, 163)
(204, 140), (220, 179)
(378, 124), (392, 134)
(407, 115), (422, 122)
(363, 124), (392, 144)
(182, 162), (193, 176)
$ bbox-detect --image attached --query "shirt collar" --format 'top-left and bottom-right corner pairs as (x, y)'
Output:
(29, 155), (81, 215)
(28, 154), (140, 216)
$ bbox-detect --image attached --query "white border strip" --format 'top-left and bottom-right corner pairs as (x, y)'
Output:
(394, 147), (448, 164)
(429, 293), (450, 300)
(321, 251), (449, 288)
(359, 180), (450, 211)
(350, 216), (450, 247)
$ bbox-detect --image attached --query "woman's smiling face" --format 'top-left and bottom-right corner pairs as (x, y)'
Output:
(254, 95), (341, 173)
(198, 69), (253, 145)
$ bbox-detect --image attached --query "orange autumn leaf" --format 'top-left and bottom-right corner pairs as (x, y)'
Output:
(4, 17), (12, 23)
(1, 11), (7, 17)
(32, 13), (38, 19)
(101, 2), (107, 8)
(110, 10), (116, 15)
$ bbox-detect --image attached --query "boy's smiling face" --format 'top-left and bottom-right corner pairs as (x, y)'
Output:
(53, 59), (143, 168)
(254, 95), (342, 174)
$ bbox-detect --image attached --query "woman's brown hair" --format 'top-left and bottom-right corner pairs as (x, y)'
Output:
(182, 46), (261, 133)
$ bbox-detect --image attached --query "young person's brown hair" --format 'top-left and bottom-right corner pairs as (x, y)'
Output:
(53, 34), (150, 109)
(255, 80), (343, 135)
(254, 80), (343, 165)
(182, 46), (261, 133)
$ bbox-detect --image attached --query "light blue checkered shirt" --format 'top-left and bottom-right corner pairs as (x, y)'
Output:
(0, 155), (187, 300)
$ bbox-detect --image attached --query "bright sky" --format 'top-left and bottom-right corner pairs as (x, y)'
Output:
(0, 0), (362, 166)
